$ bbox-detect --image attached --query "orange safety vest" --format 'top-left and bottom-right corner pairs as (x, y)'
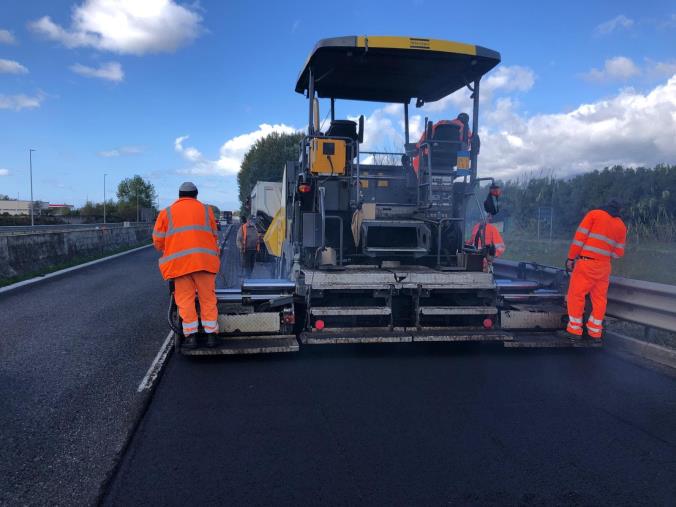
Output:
(568, 209), (626, 262)
(152, 198), (220, 280)
(468, 222), (505, 256)
(240, 222), (260, 252)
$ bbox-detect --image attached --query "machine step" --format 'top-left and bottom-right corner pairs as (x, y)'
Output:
(181, 335), (299, 355)
(310, 306), (392, 316)
(418, 306), (498, 316)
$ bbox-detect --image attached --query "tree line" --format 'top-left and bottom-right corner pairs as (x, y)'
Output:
(495, 164), (676, 242)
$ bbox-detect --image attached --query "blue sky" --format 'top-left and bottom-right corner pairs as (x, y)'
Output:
(1, 0), (675, 210)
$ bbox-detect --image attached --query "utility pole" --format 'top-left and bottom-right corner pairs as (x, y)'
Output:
(29, 149), (36, 227)
(103, 173), (108, 224)
(136, 188), (139, 223)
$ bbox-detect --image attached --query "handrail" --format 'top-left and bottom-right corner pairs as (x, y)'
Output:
(493, 259), (676, 333)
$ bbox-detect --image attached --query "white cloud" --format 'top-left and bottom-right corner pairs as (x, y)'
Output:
(97, 145), (142, 157)
(0, 92), (45, 111)
(480, 75), (676, 178)
(423, 65), (535, 113)
(30, 0), (203, 55)
(0, 59), (29, 74)
(583, 56), (639, 82)
(70, 61), (124, 82)
(0, 168), (10, 176)
(648, 59), (676, 78)
(0, 29), (16, 45)
(595, 15), (634, 35)
(175, 124), (298, 175)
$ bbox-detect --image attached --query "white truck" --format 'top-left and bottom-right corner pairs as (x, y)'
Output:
(250, 181), (282, 221)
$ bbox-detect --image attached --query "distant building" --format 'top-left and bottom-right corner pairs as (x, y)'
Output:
(0, 200), (50, 216)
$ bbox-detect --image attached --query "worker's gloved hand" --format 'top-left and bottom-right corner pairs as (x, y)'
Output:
(565, 258), (575, 273)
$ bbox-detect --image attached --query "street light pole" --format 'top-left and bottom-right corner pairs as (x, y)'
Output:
(136, 189), (139, 222)
(29, 149), (35, 227)
(103, 173), (108, 224)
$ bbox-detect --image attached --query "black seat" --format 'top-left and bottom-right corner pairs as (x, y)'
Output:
(428, 123), (461, 171)
(327, 120), (358, 160)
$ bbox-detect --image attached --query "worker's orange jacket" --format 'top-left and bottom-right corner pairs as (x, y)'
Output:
(568, 209), (626, 262)
(413, 119), (473, 174)
(468, 222), (505, 257)
(152, 197), (220, 280)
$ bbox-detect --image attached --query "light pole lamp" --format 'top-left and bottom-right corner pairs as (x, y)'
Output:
(29, 149), (36, 226)
(103, 173), (108, 224)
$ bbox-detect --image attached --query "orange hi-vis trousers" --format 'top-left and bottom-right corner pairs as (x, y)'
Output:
(566, 258), (611, 338)
(174, 271), (219, 336)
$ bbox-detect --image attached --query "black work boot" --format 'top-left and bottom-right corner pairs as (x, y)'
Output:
(206, 333), (219, 348)
(183, 334), (197, 350)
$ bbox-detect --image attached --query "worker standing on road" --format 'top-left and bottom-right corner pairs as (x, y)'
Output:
(565, 200), (627, 340)
(153, 182), (220, 349)
(237, 216), (259, 278)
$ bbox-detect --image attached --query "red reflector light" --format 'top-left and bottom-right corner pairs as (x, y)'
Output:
(298, 184), (311, 193)
(483, 318), (494, 329)
(315, 319), (325, 331)
(283, 314), (295, 324)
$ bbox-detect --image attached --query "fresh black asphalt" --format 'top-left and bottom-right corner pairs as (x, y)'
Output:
(104, 343), (676, 506)
(0, 247), (168, 506)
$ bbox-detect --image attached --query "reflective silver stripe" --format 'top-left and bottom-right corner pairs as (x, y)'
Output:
(576, 226), (589, 235)
(494, 243), (505, 249)
(588, 316), (603, 325)
(153, 230), (166, 238)
(581, 245), (611, 257)
(567, 324), (582, 330)
(182, 320), (198, 328)
(612, 252), (620, 259)
(568, 316), (583, 323)
(159, 247), (219, 265)
(170, 224), (213, 234)
(166, 206), (173, 230)
(588, 232), (624, 249)
(572, 239), (584, 247)
(201, 320), (217, 326)
(586, 324), (602, 332)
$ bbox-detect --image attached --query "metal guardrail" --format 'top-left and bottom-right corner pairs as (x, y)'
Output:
(0, 223), (150, 236)
(494, 259), (676, 333)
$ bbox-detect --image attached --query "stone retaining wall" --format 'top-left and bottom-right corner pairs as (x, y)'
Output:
(0, 225), (152, 279)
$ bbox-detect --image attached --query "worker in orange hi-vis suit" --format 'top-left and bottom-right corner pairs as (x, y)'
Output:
(153, 182), (221, 349)
(468, 214), (506, 258)
(565, 200), (627, 340)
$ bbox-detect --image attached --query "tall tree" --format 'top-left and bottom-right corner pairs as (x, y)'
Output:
(117, 175), (157, 209)
(237, 131), (303, 211)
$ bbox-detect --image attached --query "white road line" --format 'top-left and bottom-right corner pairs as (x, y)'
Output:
(138, 331), (174, 392)
(0, 244), (153, 295)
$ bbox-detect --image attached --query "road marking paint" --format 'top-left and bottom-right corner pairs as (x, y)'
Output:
(0, 244), (153, 295)
(137, 331), (174, 392)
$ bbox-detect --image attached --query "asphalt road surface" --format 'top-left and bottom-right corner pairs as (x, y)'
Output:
(104, 344), (676, 506)
(0, 246), (168, 506)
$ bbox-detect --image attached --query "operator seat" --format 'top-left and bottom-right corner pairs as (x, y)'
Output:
(326, 120), (358, 160)
(428, 122), (461, 172)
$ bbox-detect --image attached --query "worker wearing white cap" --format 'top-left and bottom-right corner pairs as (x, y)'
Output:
(153, 182), (220, 349)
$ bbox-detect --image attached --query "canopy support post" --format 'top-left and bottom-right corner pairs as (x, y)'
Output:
(470, 78), (480, 182)
(330, 98), (335, 122)
(404, 101), (410, 145)
(308, 69), (315, 135)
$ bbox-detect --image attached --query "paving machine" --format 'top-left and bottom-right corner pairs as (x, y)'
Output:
(173, 36), (586, 355)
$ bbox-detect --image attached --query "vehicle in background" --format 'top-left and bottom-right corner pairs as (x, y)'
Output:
(221, 210), (233, 224)
(249, 181), (283, 260)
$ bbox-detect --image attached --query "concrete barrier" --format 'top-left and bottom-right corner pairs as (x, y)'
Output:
(0, 225), (152, 279)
